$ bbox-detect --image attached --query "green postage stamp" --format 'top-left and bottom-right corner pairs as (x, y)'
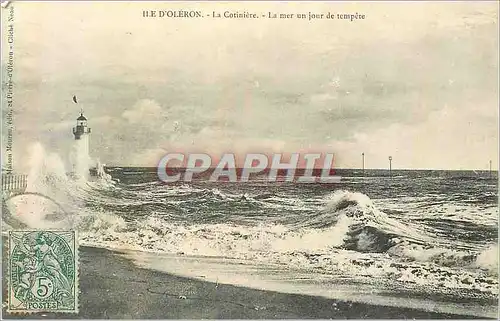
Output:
(8, 230), (78, 313)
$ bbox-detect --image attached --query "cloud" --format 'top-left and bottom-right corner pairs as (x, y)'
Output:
(128, 148), (167, 167)
(328, 103), (498, 169)
(122, 99), (163, 124)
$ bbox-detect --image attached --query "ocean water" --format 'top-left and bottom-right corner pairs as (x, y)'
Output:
(3, 161), (499, 315)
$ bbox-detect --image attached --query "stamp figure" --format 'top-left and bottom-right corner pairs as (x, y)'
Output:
(8, 230), (78, 313)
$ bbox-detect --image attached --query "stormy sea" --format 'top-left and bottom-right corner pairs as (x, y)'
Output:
(3, 151), (498, 318)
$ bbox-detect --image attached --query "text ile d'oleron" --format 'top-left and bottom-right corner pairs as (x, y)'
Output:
(142, 9), (366, 21)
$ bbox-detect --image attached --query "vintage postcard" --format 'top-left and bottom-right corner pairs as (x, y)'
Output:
(1, 1), (498, 319)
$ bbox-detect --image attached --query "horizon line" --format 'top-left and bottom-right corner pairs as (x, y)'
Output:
(101, 166), (498, 172)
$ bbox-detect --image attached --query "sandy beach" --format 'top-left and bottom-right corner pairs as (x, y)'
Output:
(2, 245), (491, 319)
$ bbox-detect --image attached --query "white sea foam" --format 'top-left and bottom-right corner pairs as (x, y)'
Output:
(475, 245), (499, 275)
(76, 194), (498, 295)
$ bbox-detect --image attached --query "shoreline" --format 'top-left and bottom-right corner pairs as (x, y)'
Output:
(2, 245), (493, 319)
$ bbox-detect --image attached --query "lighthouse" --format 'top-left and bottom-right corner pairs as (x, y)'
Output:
(70, 112), (92, 180)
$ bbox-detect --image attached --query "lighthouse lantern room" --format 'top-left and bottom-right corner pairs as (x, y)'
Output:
(73, 113), (91, 140)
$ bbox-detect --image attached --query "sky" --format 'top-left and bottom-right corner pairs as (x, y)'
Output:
(2, 1), (499, 170)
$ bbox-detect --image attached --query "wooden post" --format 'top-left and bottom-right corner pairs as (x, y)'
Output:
(362, 152), (365, 177)
(389, 156), (392, 178)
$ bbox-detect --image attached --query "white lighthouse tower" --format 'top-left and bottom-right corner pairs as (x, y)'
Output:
(71, 112), (92, 180)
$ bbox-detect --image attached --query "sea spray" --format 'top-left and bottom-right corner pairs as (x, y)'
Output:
(4, 143), (89, 229)
(475, 245), (499, 275)
(70, 134), (91, 181)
